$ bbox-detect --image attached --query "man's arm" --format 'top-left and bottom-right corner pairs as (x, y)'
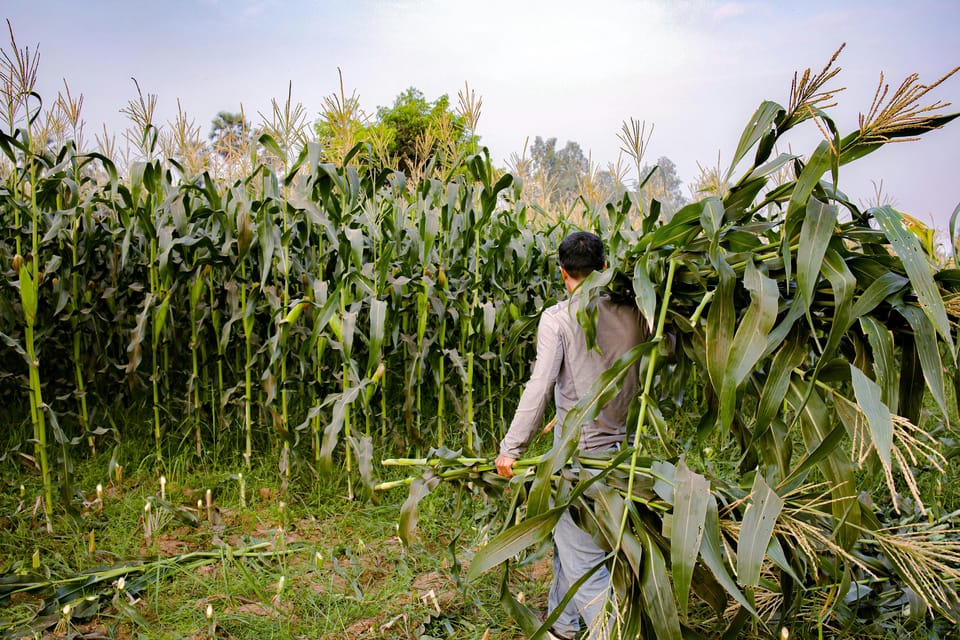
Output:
(496, 312), (562, 478)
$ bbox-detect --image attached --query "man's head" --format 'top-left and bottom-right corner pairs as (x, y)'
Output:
(558, 231), (604, 280)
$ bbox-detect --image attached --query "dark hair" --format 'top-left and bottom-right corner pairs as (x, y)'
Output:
(558, 231), (604, 279)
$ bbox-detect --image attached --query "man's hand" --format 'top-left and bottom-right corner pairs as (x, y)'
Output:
(495, 454), (517, 478)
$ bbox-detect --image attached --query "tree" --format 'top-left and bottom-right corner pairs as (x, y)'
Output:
(639, 156), (687, 219)
(525, 136), (590, 206)
(375, 87), (475, 175)
(209, 111), (251, 159)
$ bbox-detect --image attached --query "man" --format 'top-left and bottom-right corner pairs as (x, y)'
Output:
(495, 231), (649, 640)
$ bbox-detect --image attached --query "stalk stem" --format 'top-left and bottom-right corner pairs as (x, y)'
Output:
(614, 258), (677, 555)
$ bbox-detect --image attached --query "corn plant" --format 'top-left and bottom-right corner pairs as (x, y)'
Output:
(391, 55), (960, 638)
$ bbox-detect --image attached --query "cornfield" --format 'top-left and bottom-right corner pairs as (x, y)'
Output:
(2, 34), (960, 638)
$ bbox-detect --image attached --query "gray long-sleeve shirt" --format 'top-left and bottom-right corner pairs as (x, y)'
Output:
(499, 293), (649, 459)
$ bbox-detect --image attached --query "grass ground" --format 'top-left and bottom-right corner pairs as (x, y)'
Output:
(0, 440), (552, 640)
(2, 387), (959, 639)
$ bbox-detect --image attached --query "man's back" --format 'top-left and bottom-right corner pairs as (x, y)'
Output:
(548, 295), (648, 452)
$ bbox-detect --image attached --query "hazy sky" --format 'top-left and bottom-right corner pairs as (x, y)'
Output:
(5, 0), (959, 231)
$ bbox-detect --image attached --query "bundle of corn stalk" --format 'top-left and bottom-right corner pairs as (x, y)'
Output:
(381, 442), (960, 638)
(381, 51), (960, 638)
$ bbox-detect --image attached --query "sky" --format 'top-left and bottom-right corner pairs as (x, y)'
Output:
(5, 0), (960, 231)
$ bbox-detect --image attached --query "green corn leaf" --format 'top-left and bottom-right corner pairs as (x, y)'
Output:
(498, 566), (544, 637)
(347, 435), (377, 503)
(785, 140), (834, 230)
(0, 331), (29, 366)
(859, 316), (898, 411)
(726, 100), (783, 183)
(705, 260), (735, 404)
(344, 227), (364, 270)
(588, 484), (644, 576)
(258, 133), (285, 162)
(849, 271), (908, 320)
(671, 458), (710, 617)
(466, 506), (564, 582)
(737, 473), (784, 588)
(754, 332), (807, 439)
(126, 293), (154, 374)
(764, 534), (803, 584)
(951, 202), (960, 267)
(873, 205), (955, 357)
(114, 596), (151, 629)
(818, 248), (855, 360)
(341, 308), (357, 358)
(786, 380), (860, 549)
(895, 303), (948, 419)
(699, 196), (724, 240)
(258, 217), (277, 287)
(640, 529), (681, 640)
(319, 385), (362, 473)
(643, 200), (702, 250)
(632, 257), (656, 334)
(728, 261), (779, 386)
(398, 473), (440, 547)
(189, 273), (205, 310)
(716, 261), (778, 433)
(777, 420), (848, 493)
(743, 152), (797, 183)
(850, 364), (893, 469)
(796, 199), (837, 310)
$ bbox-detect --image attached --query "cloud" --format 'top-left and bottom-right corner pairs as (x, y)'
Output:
(711, 2), (749, 21)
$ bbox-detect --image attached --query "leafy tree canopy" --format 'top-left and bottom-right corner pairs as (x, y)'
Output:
(374, 87), (475, 174)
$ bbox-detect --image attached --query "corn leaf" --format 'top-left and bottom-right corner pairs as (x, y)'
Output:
(466, 506), (564, 582)
(894, 303), (949, 419)
(705, 260), (735, 411)
(0, 331), (28, 366)
(777, 420), (848, 493)
(498, 566), (544, 637)
(859, 316), (898, 411)
(785, 140), (834, 228)
(872, 205), (955, 357)
(640, 528), (681, 640)
(850, 364), (893, 469)
(715, 261), (778, 432)
(787, 380), (861, 548)
(587, 484), (644, 576)
(737, 473), (784, 588)
(398, 473), (440, 546)
(699, 196), (725, 240)
(319, 385), (362, 473)
(797, 199), (837, 310)
(671, 458), (710, 617)
(633, 257), (657, 334)
(347, 435), (377, 502)
(818, 248), (855, 360)
(753, 332), (807, 440)
(727, 100), (783, 182)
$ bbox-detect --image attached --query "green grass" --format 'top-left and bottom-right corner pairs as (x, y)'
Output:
(0, 435), (549, 639)
(3, 390), (960, 640)
(3, 381), (959, 640)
